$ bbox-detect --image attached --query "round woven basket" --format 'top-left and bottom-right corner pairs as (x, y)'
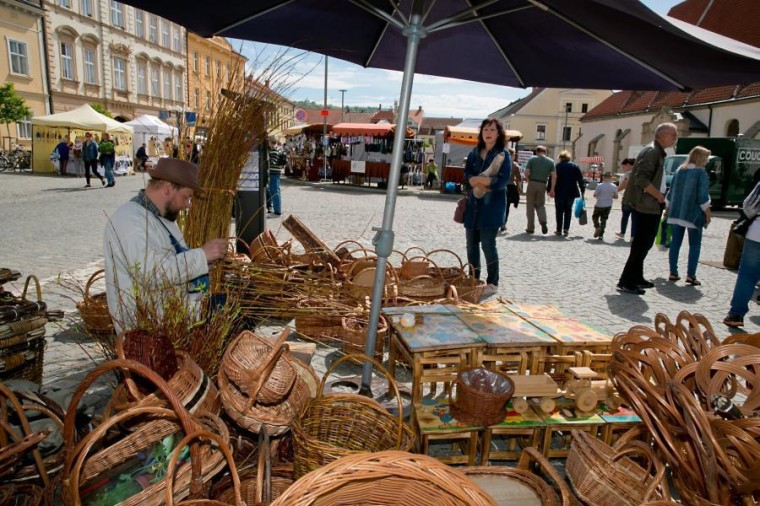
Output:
(75, 270), (114, 335)
(271, 450), (496, 506)
(450, 368), (515, 426)
(291, 354), (415, 478)
(340, 315), (388, 363)
(223, 330), (297, 406)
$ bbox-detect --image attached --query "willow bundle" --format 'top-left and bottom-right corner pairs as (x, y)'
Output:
(180, 52), (303, 292)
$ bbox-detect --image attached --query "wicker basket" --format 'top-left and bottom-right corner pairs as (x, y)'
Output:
(62, 360), (229, 506)
(462, 447), (574, 506)
(114, 331), (221, 416)
(0, 331), (45, 385)
(450, 368), (515, 426)
(0, 484), (44, 505)
(451, 274), (487, 304)
(249, 230), (290, 266)
(222, 330), (297, 406)
(566, 430), (670, 506)
(75, 270), (114, 335)
(292, 354), (415, 478)
(271, 450), (496, 506)
(340, 315), (388, 363)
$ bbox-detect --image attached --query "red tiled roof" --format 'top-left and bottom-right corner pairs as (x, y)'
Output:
(371, 110), (395, 122)
(668, 0), (760, 48)
(737, 83), (760, 99)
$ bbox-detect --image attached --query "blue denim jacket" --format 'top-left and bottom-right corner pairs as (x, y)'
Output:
(463, 147), (510, 230)
(665, 166), (710, 228)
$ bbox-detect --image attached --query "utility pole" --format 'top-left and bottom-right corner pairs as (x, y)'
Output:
(339, 89), (347, 123)
(562, 104), (570, 150)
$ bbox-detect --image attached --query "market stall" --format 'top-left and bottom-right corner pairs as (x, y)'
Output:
(123, 114), (177, 157)
(30, 104), (133, 173)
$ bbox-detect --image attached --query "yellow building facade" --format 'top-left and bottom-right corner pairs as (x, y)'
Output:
(186, 33), (246, 137)
(0, 0), (50, 149)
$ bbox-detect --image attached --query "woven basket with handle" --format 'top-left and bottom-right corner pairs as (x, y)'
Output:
(75, 270), (114, 335)
(291, 354), (415, 478)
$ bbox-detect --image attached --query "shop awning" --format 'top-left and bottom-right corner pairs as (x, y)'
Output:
(444, 125), (523, 146)
(332, 123), (394, 136)
(284, 123), (333, 135)
(31, 104), (133, 133)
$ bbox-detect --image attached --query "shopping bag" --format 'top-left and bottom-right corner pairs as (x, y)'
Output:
(578, 208), (588, 225)
(656, 217), (671, 247)
(573, 197), (584, 218)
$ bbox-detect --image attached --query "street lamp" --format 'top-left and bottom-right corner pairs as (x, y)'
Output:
(339, 89), (347, 123)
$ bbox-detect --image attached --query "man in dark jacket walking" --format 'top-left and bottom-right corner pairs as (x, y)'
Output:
(82, 132), (105, 187)
(616, 122), (678, 294)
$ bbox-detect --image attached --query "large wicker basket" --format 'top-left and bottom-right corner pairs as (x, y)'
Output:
(271, 451), (496, 506)
(75, 270), (114, 335)
(450, 367), (515, 426)
(566, 430), (670, 506)
(62, 360), (229, 506)
(291, 354), (415, 478)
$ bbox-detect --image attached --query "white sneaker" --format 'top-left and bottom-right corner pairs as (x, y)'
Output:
(482, 284), (498, 296)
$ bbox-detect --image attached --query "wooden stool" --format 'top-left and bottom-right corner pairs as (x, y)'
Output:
(540, 397), (604, 458)
(481, 401), (545, 463)
(414, 397), (482, 465)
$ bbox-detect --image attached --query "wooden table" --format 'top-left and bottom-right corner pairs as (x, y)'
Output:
(481, 401), (546, 463)
(540, 397), (605, 458)
(505, 303), (614, 354)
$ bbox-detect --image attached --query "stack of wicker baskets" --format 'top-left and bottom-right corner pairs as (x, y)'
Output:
(0, 273), (50, 385)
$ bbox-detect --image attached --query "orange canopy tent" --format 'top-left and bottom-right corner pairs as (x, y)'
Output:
(332, 123), (394, 136)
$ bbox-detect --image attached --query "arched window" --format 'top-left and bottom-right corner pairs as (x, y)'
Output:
(727, 119), (740, 137)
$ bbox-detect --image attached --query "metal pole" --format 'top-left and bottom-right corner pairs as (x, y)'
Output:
(360, 1), (426, 395)
(339, 89), (347, 123)
(322, 57), (329, 181)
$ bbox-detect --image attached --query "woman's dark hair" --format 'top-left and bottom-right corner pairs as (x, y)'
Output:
(477, 118), (507, 152)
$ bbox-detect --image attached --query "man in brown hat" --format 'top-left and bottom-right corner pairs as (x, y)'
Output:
(103, 158), (227, 333)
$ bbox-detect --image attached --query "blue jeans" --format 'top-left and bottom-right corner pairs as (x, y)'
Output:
(268, 172), (281, 214)
(620, 203), (637, 236)
(466, 227), (499, 286)
(730, 238), (760, 317)
(103, 159), (115, 185)
(668, 224), (702, 278)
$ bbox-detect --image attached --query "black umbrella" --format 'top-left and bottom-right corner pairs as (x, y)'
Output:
(123, 0), (760, 391)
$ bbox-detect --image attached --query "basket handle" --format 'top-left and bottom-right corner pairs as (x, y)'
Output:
(401, 246), (428, 262)
(243, 329), (291, 411)
(21, 275), (42, 303)
(426, 249), (465, 271)
(402, 255), (443, 281)
(517, 447), (574, 506)
(255, 427), (271, 505)
(165, 429), (242, 506)
(610, 440), (671, 502)
(62, 360), (201, 497)
(82, 270), (104, 302)
(0, 383), (50, 490)
(114, 329), (148, 402)
(317, 353), (406, 449)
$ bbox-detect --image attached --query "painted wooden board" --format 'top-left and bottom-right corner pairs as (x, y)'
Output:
(489, 401), (546, 427)
(387, 312), (484, 352)
(415, 397), (484, 432)
(454, 310), (556, 346)
(598, 404), (642, 424)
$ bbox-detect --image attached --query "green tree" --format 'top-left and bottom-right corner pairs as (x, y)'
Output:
(91, 103), (113, 118)
(0, 83), (32, 140)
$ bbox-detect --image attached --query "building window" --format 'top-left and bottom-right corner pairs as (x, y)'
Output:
(206, 90), (211, 110)
(83, 47), (97, 84)
(564, 102), (572, 113)
(194, 88), (199, 108)
(110, 1), (124, 28)
(204, 56), (210, 76)
(149, 16), (158, 44)
(226, 62), (230, 81)
(581, 103), (589, 113)
(161, 22), (170, 47)
(17, 116), (32, 139)
(164, 69), (172, 100)
(113, 57), (126, 90)
(137, 62), (147, 94)
(81, 0), (92, 16)
(60, 42), (74, 80)
(193, 52), (198, 72)
(59, 0), (70, 7)
(172, 26), (180, 52)
(175, 71), (182, 101)
(135, 9), (143, 38)
(216, 59), (221, 78)
(8, 39), (29, 76)
(536, 124), (546, 141)
(562, 126), (572, 142)
(151, 65), (160, 97)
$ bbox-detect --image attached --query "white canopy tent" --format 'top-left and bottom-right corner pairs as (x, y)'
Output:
(124, 114), (177, 156)
(31, 104), (133, 133)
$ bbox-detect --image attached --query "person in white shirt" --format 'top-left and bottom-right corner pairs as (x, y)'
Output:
(592, 173), (619, 240)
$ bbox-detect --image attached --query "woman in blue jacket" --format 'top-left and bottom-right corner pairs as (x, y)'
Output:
(665, 145), (712, 285)
(463, 118), (510, 296)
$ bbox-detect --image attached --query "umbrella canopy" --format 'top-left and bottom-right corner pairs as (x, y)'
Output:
(120, 0), (760, 91)
(124, 114), (177, 137)
(32, 104), (133, 133)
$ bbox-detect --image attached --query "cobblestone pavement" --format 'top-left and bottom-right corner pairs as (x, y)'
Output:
(0, 171), (756, 393)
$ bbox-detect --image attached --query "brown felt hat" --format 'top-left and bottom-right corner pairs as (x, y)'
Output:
(148, 158), (204, 196)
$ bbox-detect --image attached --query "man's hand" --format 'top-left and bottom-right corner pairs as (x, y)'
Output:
(549, 190), (555, 198)
(202, 238), (228, 262)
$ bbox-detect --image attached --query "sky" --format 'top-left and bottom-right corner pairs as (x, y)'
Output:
(231, 1), (683, 120)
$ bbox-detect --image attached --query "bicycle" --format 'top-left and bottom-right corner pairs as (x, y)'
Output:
(0, 146), (32, 172)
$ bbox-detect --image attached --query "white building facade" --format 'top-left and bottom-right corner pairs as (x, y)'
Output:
(44, 0), (186, 121)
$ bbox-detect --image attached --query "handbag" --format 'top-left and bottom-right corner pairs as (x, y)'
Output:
(578, 208), (588, 226)
(731, 211), (756, 237)
(453, 194), (467, 223)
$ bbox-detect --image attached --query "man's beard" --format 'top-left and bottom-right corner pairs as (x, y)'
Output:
(163, 206), (180, 222)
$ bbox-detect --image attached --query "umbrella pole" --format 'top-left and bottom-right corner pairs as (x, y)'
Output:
(361, 3), (426, 396)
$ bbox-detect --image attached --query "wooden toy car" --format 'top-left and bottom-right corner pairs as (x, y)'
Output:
(563, 366), (621, 415)
(509, 374), (561, 415)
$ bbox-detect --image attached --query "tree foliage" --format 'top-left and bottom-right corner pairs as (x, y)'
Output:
(90, 103), (113, 118)
(0, 83), (32, 137)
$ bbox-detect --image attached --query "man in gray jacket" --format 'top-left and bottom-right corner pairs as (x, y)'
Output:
(617, 123), (678, 294)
